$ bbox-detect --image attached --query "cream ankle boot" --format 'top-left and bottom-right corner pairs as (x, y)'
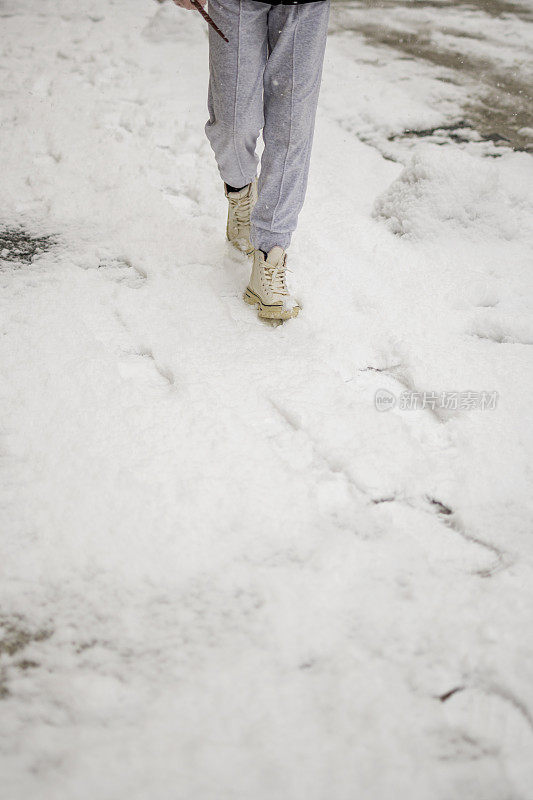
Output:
(225, 179), (257, 257)
(243, 246), (300, 320)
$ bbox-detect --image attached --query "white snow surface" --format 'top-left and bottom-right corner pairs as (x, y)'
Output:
(373, 146), (533, 242)
(1, 1), (533, 798)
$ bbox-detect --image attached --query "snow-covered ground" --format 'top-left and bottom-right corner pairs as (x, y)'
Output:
(1, 1), (533, 798)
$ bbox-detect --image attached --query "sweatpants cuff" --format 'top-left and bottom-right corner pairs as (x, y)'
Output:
(251, 226), (291, 253)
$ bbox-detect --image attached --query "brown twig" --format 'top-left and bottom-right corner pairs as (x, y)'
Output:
(190, 0), (229, 42)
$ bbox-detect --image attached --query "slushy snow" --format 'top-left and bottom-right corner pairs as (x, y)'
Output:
(1, 1), (533, 799)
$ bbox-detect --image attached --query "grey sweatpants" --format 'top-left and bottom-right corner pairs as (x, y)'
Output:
(205, 0), (330, 251)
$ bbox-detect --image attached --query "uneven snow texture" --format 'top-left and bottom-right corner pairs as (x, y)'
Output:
(373, 146), (533, 242)
(1, 1), (533, 799)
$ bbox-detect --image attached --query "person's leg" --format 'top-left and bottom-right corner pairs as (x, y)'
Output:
(250, 0), (330, 253)
(205, 0), (269, 189)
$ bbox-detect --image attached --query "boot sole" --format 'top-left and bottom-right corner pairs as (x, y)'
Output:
(226, 232), (254, 258)
(243, 287), (300, 320)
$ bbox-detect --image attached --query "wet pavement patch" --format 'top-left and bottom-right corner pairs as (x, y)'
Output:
(0, 617), (52, 658)
(331, 0), (533, 153)
(334, 0), (533, 21)
(388, 119), (520, 153)
(0, 617), (52, 699)
(0, 226), (56, 265)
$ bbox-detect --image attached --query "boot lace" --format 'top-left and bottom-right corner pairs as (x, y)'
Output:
(264, 257), (289, 295)
(229, 191), (252, 229)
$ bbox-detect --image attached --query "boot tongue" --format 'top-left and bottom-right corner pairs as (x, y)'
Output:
(265, 246), (286, 267)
